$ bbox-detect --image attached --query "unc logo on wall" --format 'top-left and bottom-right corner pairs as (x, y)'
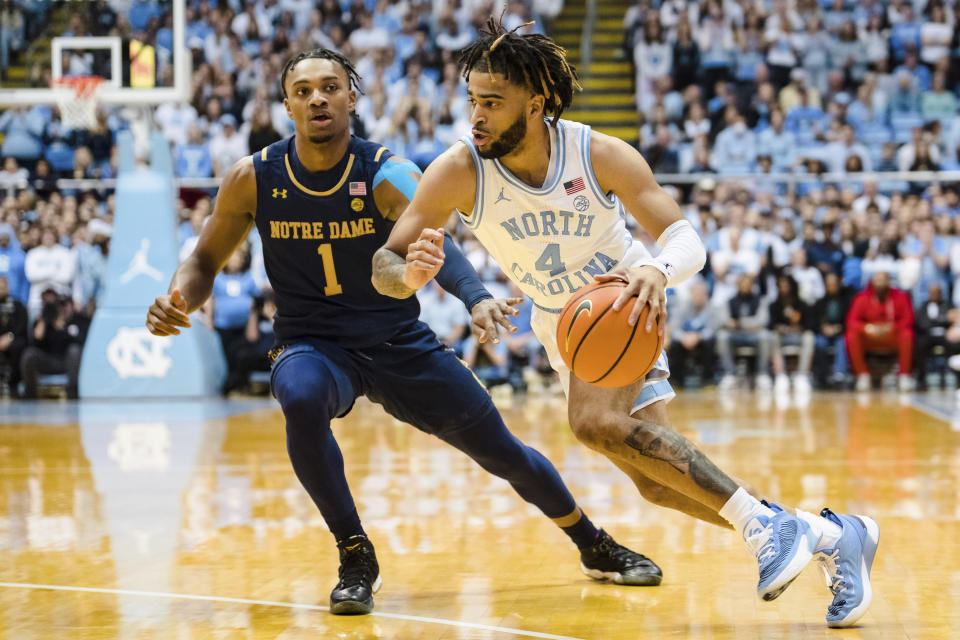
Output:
(106, 327), (173, 379)
(79, 131), (227, 398)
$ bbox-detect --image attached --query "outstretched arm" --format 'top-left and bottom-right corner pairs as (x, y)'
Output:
(372, 144), (477, 296)
(373, 145), (518, 341)
(146, 156), (256, 336)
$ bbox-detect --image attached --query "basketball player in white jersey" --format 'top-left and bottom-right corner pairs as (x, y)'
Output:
(372, 18), (878, 627)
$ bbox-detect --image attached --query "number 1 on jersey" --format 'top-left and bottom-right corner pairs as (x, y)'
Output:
(317, 243), (343, 295)
(535, 243), (566, 277)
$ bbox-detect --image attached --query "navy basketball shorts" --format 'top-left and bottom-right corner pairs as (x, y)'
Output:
(269, 321), (496, 435)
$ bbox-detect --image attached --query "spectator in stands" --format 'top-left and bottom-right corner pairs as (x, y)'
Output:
(914, 282), (952, 390)
(463, 331), (510, 389)
(716, 273), (771, 391)
(20, 290), (84, 399)
(0, 156), (28, 190)
(634, 17), (673, 107)
(813, 272), (851, 387)
(175, 125), (213, 179)
(890, 3), (921, 62)
(784, 87), (825, 145)
(887, 70), (922, 118)
(24, 227), (75, 320)
(248, 105), (282, 155)
(672, 16), (699, 91)
(898, 127), (941, 172)
(643, 124), (679, 173)
(75, 218), (110, 310)
(787, 248), (825, 306)
(0, 274), (27, 396)
(417, 278), (468, 353)
(209, 114), (248, 177)
(921, 71), (957, 122)
(826, 124), (872, 173)
(769, 274), (815, 393)
(756, 108), (795, 172)
(697, 0), (733, 96)
(894, 48), (931, 92)
(209, 246), (259, 390)
(713, 114), (756, 174)
(846, 270), (915, 392)
(668, 279), (715, 387)
(831, 20), (867, 85)
(225, 291), (276, 395)
(0, 223), (26, 304)
(798, 15), (832, 95)
(0, 107), (44, 171)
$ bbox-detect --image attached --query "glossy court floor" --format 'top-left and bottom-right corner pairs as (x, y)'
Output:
(1, 388), (958, 639)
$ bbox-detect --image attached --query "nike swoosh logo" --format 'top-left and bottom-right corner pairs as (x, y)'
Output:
(565, 300), (592, 351)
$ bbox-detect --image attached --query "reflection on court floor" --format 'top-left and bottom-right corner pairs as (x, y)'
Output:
(0, 390), (958, 639)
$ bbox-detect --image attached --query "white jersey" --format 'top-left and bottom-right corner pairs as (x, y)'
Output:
(457, 119), (650, 312)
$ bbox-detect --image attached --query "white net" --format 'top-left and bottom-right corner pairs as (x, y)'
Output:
(53, 76), (104, 131)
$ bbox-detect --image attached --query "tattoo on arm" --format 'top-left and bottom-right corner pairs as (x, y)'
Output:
(624, 421), (738, 497)
(371, 247), (415, 299)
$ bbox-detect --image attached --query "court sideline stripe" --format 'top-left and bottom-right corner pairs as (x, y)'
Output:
(908, 395), (957, 424)
(0, 582), (586, 640)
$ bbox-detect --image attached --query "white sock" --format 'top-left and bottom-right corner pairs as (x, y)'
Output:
(718, 487), (775, 535)
(796, 510), (843, 553)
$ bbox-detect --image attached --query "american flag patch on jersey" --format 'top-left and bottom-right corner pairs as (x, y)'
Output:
(564, 177), (585, 195)
(349, 181), (367, 195)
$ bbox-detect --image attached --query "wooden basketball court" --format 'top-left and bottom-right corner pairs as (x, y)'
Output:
(0, 389), (957, 639)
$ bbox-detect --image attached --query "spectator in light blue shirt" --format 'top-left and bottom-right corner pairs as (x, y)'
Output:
(0, 106), (44, 166)
(784, 90), (824, 145)
(893, 50), (930, 92)
(713, 115), (757, 174)
(887, 71), (922, 118)
(757, 109), (796, 171)
(889, 5), (921, 61)
(0, 224), (27, 304)
(175, 126), (214, 179)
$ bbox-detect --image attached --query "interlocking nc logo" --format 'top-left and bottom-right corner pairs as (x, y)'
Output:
(106, 327), (173, 378)
(272, 188), (287, 199)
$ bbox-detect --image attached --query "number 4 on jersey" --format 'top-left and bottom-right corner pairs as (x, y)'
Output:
(535, 242), (566, 277)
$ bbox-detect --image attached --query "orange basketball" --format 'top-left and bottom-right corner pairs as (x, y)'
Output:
(556, 281), (664, 388)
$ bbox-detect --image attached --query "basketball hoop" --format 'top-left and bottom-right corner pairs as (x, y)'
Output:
(53, 76), (105, 130)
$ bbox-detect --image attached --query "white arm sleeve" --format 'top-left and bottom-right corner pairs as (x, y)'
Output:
(633, 219), (706, 287)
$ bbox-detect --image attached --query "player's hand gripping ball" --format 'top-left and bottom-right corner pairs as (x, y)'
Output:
(556, 281), (664, 388)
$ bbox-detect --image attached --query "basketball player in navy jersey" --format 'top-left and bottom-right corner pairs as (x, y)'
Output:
(374, 20), (879, 627)
(146, 49), (661, 616)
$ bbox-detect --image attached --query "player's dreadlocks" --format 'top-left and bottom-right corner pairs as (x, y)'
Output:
(458, 16), (582, 126)
(280, 48), (364, 99)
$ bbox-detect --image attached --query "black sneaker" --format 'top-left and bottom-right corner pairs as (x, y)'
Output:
(330, 535), (381, 614)
(579, 530), (663, 586)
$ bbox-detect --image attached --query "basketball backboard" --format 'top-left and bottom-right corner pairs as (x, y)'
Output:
(0, 0), (189, 106)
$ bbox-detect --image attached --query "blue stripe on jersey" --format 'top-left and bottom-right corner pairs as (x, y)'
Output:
(459, 138), (486, 230)
(372, 158), (421, 201)
(491, 120), (567, 195)
(580, 124), (616, 210)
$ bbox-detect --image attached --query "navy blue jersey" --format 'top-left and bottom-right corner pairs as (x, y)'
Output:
(252, 136), (420, 347)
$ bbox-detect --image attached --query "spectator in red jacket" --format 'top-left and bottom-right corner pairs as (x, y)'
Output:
(846, 271), (915, 392)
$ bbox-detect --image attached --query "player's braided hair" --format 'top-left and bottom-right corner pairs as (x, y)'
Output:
(280, 48), (364, 99)
(458, 16), (582, 126)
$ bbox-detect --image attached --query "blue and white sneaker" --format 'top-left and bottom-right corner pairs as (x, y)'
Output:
(815, 509), (880, 628)
(746, 502), (817, 601)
